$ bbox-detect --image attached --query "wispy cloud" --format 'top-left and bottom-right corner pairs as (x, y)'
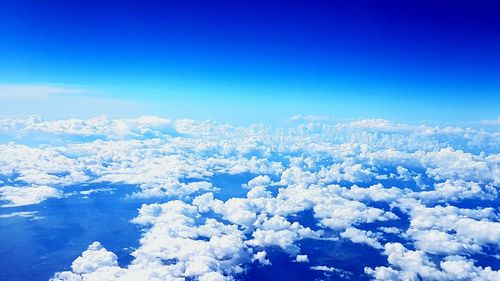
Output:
(0, 84), (88, 98)
(0, 83), (152, 119)
(479, 118), (500, 126)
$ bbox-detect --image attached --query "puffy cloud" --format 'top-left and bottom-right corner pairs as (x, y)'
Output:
(0, 115), (175, 140)
(294, 254), (309, 263)
(51, 242), (125, 281)
(412, 230), (466, 255)
(278, 166), (317, 186)
(313, 195), (397, 230)
(247, 185), (272, 199)
(378, 227), (402, 235)
(71, 242), (120, 274)
(0, 185), (62, 207)
(340, 227), (383, 249)
(340, 183), (403, 203)
(54, 200), (252, 280)
(244, 175), (272, 188)
(365, 242), (444, 281)
(133, 181), (214, 198)
(0, 143), (88, 186)
(199, 272), (227, 281)
(131, 200), (252, 279)
(247, 215), (319, 254)
(193, 192), (218, 213)
(440, 256), (500, 281)
(0, 116), (498, 280)
(317, 162), (374, 183)
(396, 165), (412, 181)
(365, 243), (500, 281)
(252, 251), (271, 265)
(422, 148), (496, 183)
(401, 203), (500, 255)
(416, 179), (497, 203)
(217, 198), (259, 227)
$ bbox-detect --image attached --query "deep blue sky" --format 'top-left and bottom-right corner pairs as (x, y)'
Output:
(1, 0), (499, 123)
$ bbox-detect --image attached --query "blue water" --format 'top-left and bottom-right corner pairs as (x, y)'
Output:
(0, 183), (143, 281)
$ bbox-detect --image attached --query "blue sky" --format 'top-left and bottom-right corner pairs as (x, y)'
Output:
(1, 0), (499, 124)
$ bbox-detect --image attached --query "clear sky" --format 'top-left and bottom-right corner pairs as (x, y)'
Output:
(0, 0), (499, 124)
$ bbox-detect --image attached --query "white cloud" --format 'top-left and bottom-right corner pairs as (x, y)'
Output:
(80, 187), (116, 196)
(51, 242), (126, 281)
(0, 116), (497, 280)
(247, 217), (319, 254)
(0, 211), (41, 220)
(401, 203), (500, 255)
(0, 84), (87, 98)
(252, 251), (271, 265)
(0, 185), (62, 207)
(71, 242), (120, 274)
(244, 175), (272, 189)
(310, 266), (353, 278)
(340, 227), (383, 249)
(313, 193), (398, 230)
(294, 254), (309, 263)
(479, 118), (500, 126)
(422, 148), (496, 183)
(341, 183), (403, 203)
(416, 180), (497, 203)
(412, 230), (466, 255)
(365, 243), (500, 281)
(247, 185), (272, 199)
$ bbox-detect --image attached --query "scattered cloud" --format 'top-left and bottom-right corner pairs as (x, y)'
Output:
(0, 116), (498, 280)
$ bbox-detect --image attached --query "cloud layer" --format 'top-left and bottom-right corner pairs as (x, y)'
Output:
(0, 116), (498, 280)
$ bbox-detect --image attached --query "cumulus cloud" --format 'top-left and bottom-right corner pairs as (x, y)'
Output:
(365, 243), (500, 281)
(51, 242), (125, 281)
(247, 215), (320, 254)
(416, 179), (497, 203)
(340, 227), (383, 249)
(399, 202), (500, 256)
(422, 148), (496, 183)
(0, 185), (62, 207)
(244, 175), (272, 189)
(0, 115), (176, 140)
(0, 116), (497, 280)
(294, 254), (309, 263)
(252, 251), (271, 265)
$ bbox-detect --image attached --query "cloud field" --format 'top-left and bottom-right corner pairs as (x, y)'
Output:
(0, 116), (498, 281)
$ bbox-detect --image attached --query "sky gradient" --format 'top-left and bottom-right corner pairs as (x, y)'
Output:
(1, 0), (499, 124)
